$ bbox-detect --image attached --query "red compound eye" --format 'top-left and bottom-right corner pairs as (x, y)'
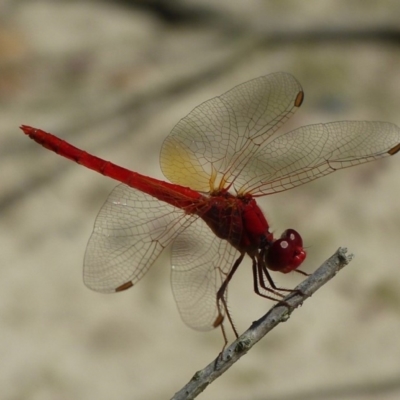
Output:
(266, 229), (306, 273)
(281, 228), (303, 247)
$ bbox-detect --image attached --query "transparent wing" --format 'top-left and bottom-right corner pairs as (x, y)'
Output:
(242, 121), (400, 196)
(171, 217), (240, 331)
(160, 72), (303, 192)
(84, 184), (195, 293)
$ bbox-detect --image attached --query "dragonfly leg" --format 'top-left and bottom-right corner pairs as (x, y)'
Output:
(295, 269), (309, 277)
(260, 260), (293, 293)
(253, 254), (306, 301)
(262, 260), (307, 300)
(215, 252), (245, 339)
(252, 257), (285, 300)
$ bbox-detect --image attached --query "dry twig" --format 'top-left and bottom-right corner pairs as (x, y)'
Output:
(171, 247), (353, 400)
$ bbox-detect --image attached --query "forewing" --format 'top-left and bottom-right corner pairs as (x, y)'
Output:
(242, 121), (400, 195)
(160, 72), (303, 192)
(170, 217), (240, 331)
(84, 184), (195, 293)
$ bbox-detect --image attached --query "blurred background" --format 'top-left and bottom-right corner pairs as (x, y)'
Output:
(2, 0), (400, 399)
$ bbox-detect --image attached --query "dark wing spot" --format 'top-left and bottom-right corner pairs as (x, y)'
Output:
(213, 313), (224, 328)
(294, 90), (304, 107)
(115, 281), (134, 292)
(388, 143), (400, 155)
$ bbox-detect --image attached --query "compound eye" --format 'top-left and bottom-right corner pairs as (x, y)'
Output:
(266, 229), (306, 273)
(280, 229), (303, 247)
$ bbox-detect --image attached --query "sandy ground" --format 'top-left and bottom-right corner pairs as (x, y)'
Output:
(2, 1), (400, 399)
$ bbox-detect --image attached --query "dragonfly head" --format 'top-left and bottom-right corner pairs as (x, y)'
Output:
(265, 229), (306, 273)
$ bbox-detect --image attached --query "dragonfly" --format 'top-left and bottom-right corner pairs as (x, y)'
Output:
(21, 72), (400, 342)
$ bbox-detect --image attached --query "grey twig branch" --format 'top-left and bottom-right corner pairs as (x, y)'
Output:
(171, 247), (353, 400)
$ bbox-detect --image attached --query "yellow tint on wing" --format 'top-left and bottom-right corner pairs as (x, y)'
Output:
(160, 136), (212, 192)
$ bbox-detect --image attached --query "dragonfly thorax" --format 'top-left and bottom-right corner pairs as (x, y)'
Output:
(199, 192), (272, 252)
(200, 191), (306, 274)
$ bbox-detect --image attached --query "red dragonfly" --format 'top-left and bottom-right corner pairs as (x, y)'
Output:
(21, 72), (400, 340)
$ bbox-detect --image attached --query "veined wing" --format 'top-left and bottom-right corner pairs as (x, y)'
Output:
(171, 216), (240, 331)
(160, 72), (303, 193)
(84, 184), (197, 293)
(239, 121), (400, 196)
